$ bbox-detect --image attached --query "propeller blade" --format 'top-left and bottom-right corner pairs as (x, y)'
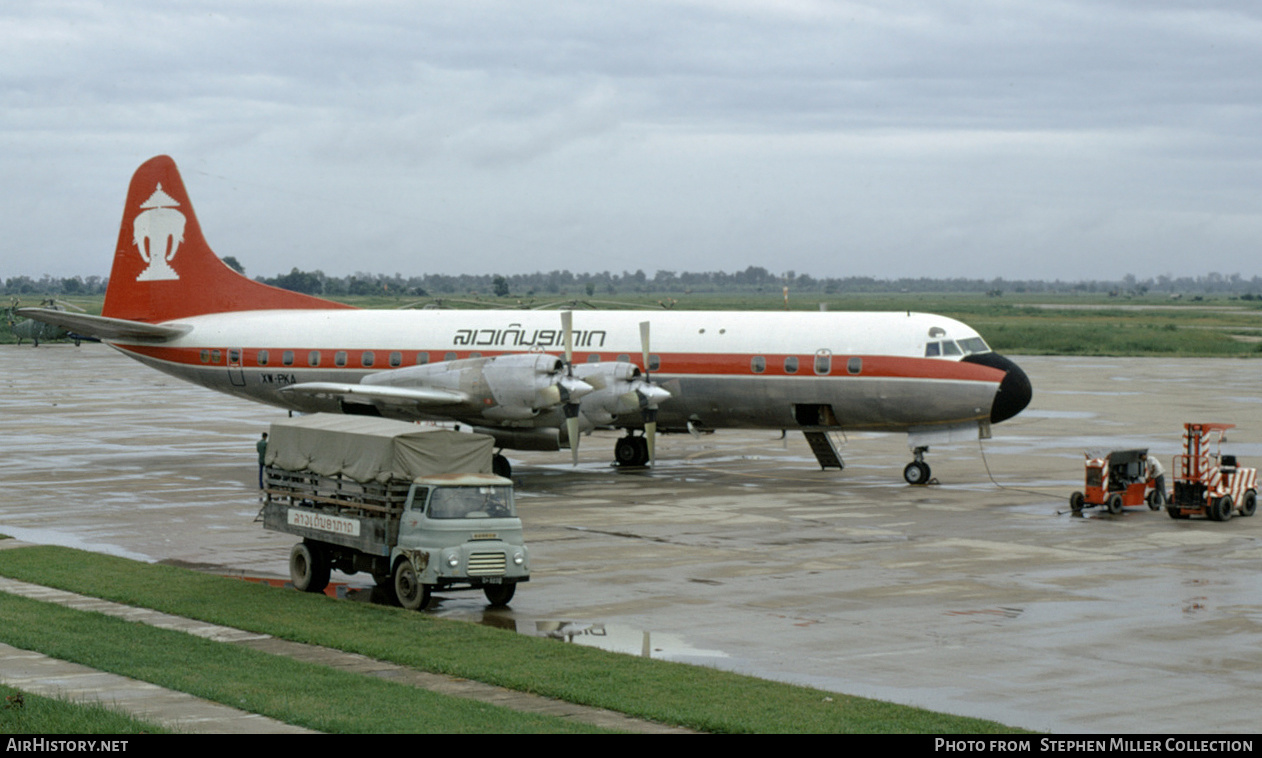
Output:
(562, 310), (574, 367)
(561, 309), (580, 465)
(645, 418), (657, 466)
(566, 413), (580, 466)
(639, 320), (657, 467)
(639, 321), (651, 374)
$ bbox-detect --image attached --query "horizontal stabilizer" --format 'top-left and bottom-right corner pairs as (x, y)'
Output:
(280, 382), (470, 407)
(15, 308), (189, 342)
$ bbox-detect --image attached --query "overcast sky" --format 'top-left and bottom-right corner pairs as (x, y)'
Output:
(4, 1), (1260, 283)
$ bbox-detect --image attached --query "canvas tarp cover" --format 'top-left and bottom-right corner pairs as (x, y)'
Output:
(265, 414), (493, 483)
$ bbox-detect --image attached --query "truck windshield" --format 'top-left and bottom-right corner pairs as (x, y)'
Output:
(427, 486), (516, 519)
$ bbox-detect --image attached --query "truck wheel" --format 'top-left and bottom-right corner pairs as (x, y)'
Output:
(1211, 496), (1233, 522)
(483, 583), (516, 607)
(1240, 491), (1257, 518)
(1106, 493), (1124, 515)
(290, 543), (330, 593)
(492, 454), (512, 478)
(1069, 492), (1085, 513)
(1166, 504), (1189, 520)
(394, 561), (430, 611)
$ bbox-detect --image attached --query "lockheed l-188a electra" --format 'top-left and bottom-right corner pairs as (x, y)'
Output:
(21, 156), (1032, 483)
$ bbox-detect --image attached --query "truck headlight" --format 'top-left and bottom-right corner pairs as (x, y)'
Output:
(513, 552), (524, 566)
(447, 554), (460, 568)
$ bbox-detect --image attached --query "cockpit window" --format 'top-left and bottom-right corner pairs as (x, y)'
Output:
(958, 337), (989, 354)
(926, 337), (991, 358)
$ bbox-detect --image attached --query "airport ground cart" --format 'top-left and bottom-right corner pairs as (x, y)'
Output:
(1069, 448), (1160, 515)
(1167, 423), (1257, 522)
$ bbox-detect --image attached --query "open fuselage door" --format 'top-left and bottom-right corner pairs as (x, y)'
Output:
(792, 349), (845, 469)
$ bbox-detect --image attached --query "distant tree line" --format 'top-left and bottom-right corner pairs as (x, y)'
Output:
(247, 266), (1262, 300)
(3, 275), (108, 296)
(6, 265), (1262, 300)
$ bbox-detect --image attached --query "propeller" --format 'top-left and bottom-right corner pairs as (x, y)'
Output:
(639, 321), (661, 466)
(561, 310), (581, 465)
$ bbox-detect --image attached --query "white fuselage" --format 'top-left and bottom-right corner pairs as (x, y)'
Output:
(111, 308), (1008, 442)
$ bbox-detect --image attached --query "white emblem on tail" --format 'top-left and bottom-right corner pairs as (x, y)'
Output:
(133, 184), (185, 281)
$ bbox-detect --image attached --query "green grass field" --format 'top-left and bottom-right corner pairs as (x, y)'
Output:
(0, 545), (1024, 734)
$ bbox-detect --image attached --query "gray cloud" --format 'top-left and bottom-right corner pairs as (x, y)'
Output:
(3, 1), (1260, 282)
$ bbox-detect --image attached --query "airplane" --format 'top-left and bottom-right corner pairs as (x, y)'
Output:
(20, 155), (1032, 483)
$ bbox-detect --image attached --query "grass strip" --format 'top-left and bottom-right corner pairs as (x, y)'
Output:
(1, 684), (173, 735)
(0, 592), (608, 734)
(0, 546), (1021, 733)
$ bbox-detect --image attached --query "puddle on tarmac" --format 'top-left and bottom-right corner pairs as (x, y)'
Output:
(1018, 409), (1097, 419)
(1040, 390), (1139, 398)
(233, 575), (729, 661)
(0, 525), (154, 562)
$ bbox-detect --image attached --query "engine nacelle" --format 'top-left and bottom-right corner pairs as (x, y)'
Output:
(573, 362), (668, 426)
(362, 353), (592, 422)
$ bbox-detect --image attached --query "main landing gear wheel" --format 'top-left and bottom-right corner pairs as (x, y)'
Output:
(492, 453), (512, 478)
(483, 583), (516, 607)
(903, 461), (931, 485)
(615, 435), (650, 467)
(289, 542), (330, 593)
(394, 560), (431, 611)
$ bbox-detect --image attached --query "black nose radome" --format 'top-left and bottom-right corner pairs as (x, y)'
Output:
(962, 352), (1032, 424)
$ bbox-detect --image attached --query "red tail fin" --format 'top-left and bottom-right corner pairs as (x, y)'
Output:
(102, 155), (353, 323)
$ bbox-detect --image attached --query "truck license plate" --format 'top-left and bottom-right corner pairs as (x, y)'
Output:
(484, 577), (502, 584)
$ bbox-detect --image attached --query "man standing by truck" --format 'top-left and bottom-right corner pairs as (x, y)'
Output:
(1142, 452), (1166, 505)
(257, 432), (268, 491)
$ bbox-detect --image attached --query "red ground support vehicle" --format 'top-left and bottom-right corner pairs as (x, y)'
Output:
(1168, 423), (1258, 521)
(1069, 449), (1161, 515)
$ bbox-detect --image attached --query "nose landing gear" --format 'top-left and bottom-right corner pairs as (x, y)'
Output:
(904, 446), (932, 485)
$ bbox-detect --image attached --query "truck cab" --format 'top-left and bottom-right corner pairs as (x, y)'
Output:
(392, 473), (529, 609)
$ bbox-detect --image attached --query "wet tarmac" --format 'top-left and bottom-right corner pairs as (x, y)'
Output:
(2, 344), (1261, 733)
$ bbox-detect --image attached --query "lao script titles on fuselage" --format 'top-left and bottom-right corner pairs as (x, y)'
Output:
(452, 325), (608, 350)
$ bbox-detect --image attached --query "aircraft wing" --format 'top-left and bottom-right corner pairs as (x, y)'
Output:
(279, 382), (470, 407)
(14, 308), (189, 342)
